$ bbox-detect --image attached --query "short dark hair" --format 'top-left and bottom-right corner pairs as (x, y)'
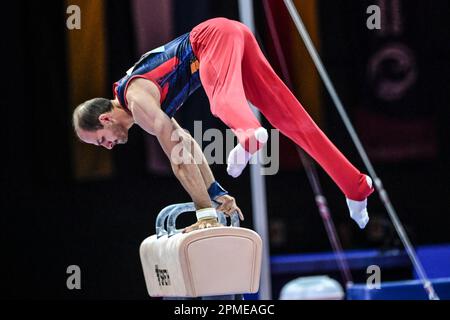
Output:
(73, 98), (113, 132)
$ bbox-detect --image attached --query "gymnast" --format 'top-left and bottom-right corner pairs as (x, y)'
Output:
(72, 17), (374, 231)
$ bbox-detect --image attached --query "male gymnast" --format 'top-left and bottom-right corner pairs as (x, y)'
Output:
(73, 18), (374, 230)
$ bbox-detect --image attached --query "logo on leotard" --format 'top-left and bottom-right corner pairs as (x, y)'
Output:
(190, 59), (200, 74)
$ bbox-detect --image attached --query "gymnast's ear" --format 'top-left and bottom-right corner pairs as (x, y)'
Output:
(98, 113), (114, 125)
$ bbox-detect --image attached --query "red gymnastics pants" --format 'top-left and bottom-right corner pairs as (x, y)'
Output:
(189, 18), (373, 201)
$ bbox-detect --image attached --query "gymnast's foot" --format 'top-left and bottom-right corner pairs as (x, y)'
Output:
(346, 175), (373, 229)
(227, 143), (252, 178)
(346, 197), (369, 229)
(227, 127), (268, 178)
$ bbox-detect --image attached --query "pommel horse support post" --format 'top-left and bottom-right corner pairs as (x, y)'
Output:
(139, 203), (263, 298)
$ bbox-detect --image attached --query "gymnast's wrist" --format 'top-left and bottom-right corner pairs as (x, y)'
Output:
(207, 181), (228, 200)
(196, 207), (218, 221)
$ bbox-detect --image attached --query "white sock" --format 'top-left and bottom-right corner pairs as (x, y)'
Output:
(254, 127), (268, 144)
(346, 198), (369, 229)
(227, 128), (268, 178)
(346, 176), (373, 229)
(227, 143), (252, 178)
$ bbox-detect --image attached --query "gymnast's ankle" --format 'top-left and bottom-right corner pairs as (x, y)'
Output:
(226, 127), (268, 178)
(253, 127), (268, 151)
(241, 127), (268, 154)
(345, 175), (373, 229)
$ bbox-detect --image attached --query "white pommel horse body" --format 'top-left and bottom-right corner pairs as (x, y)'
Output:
(139, 203), (263, 298)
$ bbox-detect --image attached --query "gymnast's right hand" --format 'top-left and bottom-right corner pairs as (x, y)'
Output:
(182, 207), (223, 234)
(182, 217), (223, 234)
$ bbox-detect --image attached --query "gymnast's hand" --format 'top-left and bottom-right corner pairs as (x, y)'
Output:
(214, 194), (244, 221)
(182, 218), (223, 233)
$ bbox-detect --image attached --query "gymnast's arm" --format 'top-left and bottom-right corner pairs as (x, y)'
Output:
(171, 118), (243, 219)
(171, 118), (214, 187)
(126, 80), (212, 210)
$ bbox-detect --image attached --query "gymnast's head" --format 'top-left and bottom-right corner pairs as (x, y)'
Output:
(73, 97), (134, 149)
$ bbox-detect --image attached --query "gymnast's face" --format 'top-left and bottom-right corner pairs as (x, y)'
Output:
(77, 116), (129, 150)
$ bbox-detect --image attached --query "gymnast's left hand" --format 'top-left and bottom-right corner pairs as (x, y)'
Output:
(214, 194), (244, 221)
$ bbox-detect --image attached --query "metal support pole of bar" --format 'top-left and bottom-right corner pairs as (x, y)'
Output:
(283, 0), (439, 300)
(238, 0), (272, 300)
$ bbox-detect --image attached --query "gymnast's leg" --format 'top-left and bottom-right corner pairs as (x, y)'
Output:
(191, 18), (269, 178)
(238, 21), (374, 228)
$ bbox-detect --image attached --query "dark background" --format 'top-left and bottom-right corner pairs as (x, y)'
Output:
(1, 0), (449, 299)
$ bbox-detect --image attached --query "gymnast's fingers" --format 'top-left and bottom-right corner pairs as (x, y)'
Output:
(235, 206), (244, 221)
